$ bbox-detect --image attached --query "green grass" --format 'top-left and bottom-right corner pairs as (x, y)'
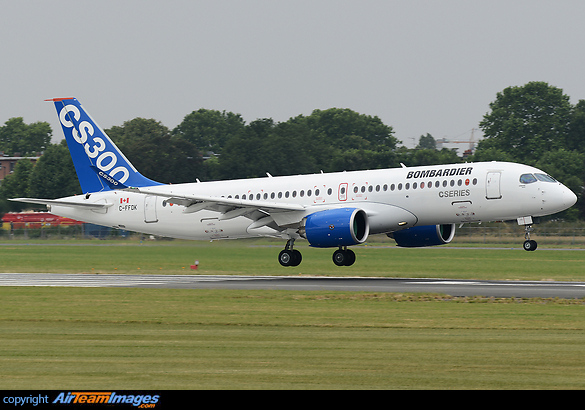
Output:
(1, 239), (585, 389)
(2, 287), (585, 389)
(1, 238), (585, 281)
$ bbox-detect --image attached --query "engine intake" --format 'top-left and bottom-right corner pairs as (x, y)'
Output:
(300, 208), (369, 248)
(389, 224), (455, 247)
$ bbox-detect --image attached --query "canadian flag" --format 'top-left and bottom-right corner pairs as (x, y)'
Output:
(120, 198), (129, 204)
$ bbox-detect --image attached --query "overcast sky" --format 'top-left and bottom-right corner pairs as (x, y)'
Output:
(2, 0), (585, 150)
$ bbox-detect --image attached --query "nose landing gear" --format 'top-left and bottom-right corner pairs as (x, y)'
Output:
(523, 224), (538, 251)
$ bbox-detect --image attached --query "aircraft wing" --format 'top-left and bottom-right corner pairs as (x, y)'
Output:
(134, 187), (306, 212)
(134, 187), (307, 229)
(9, 198), (113, 209)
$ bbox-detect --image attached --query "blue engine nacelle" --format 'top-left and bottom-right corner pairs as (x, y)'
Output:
(389, 224), (456, 247)
(300, 208), (369, 248)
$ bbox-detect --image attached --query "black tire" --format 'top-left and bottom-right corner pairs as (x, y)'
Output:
(333, 249), (346, 266)
(332, 249), (356, 266)
(279, 250), (293, 266)
(344, 249), (356, 266)
(523, 240), (538, 251)
(292, 250), (302, 266)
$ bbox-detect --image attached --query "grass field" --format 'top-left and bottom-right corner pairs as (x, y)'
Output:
(1, 238), (585, 389)
(1, 238), (585, 281)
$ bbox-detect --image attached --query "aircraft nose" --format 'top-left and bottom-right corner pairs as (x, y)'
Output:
(564, 187), (578, 208)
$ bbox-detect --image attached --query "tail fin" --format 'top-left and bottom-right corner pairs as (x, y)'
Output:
(47, 97), (162, 193)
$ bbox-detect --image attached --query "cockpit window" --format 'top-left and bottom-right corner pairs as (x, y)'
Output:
(519, 173), (537, 184)
(535, 173), (557, 183)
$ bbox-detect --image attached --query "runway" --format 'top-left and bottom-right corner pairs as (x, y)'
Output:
(2, 273), (585, 298)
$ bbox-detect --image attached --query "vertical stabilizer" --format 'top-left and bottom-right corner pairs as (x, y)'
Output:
(47, 97), (162, 193)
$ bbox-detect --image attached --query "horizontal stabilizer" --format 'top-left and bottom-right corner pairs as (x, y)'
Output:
(9, 198), (113, 209)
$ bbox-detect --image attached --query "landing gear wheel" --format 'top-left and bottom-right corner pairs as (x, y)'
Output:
(278, 240), (302, 266)
(344, 249), (356, 266)
(523, 240), (538, 252)
(332, 248), (356, 266)
(292, 250), (302, 266)
(279, 250), (293, 266)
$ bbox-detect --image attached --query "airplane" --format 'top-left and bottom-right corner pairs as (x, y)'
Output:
(12, 97), (578, 266)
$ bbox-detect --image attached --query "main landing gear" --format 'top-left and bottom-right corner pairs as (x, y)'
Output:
(333, 246), (356, 266)
(278, 239), (302, 267)
(278, 240), (357, 267)
(523, 224), (538, 251)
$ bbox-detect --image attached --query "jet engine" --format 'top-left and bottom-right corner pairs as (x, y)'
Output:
(389, 224), (455, 247)
(300, 208), (369, 248)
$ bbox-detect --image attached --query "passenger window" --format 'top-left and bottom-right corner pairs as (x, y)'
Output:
(398, 183), (402, 190)
(327, 188), (332, 195)
(383, 184), (388, 191)
(520, 173), (537, 184)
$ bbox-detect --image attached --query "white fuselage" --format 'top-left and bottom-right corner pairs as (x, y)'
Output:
(48, 161), (577, 242)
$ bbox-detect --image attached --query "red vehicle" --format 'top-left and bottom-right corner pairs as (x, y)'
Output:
(1, 212), (83, 230)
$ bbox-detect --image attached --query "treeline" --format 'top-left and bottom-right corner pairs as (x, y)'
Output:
(1, 81), (584, 219)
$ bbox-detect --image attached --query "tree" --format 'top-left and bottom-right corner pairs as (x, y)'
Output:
(397, 147), (461, 167)
(172, 109), (246, 154)
(478, 82), (572, 164)
(567, 100), (585, 153)
(0, 159), (35, 212)
(468, 147), (516, 163)
(218, 118), (274, 180)
(416, 133), (436, 150)
(106, 118), (203, 184)
(0, 118), (52, 156)
(303, 108), (398, 150)
(28, 141), (81, 199)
